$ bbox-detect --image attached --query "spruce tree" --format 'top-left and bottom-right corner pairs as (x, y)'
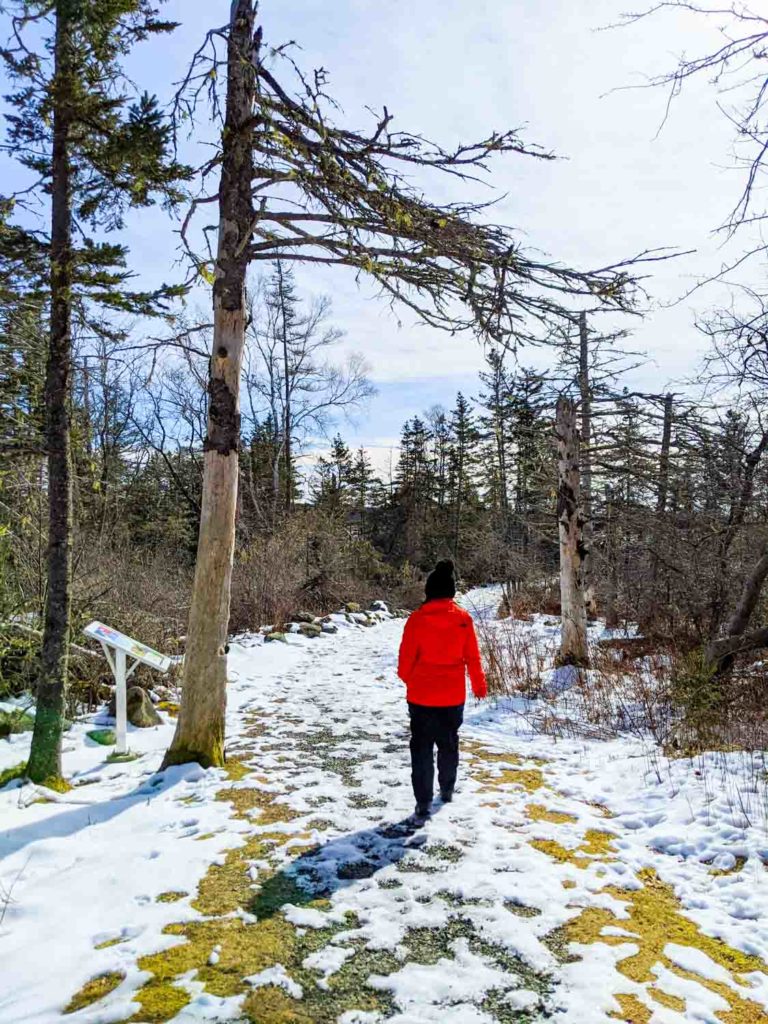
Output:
(314, 434), (353, 517)
(347, 447), (382, 541)
(1, 0), (189, 784)
(447, 392), (481, 559)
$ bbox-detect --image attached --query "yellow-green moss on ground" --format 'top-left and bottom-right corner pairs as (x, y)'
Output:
(549, 867), (768, 1023)
(64, 972), (125, 1014)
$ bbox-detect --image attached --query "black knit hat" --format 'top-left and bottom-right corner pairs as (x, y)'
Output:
(425, 558), (456, 601)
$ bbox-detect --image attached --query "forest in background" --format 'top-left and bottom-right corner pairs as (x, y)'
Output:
(4, 252), (767, 740)
(0, 0), (767, 781)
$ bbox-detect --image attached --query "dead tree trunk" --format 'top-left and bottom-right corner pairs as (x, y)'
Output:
(577, 312), (596, 619)
(27, 3), (75, 785)
(556, 396), (589, 666)
(656, 393), (673, 515)
(163, 0), (257, 769)
(603, 484), (620, 630)
(275, 259), (293, 516)
(649, 392), (674, 605)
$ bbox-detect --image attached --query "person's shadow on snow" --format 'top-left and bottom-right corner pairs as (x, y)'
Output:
(253, 816), (431, 920)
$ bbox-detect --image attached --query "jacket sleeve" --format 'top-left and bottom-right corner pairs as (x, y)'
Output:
(464, 617), (487, 699)
(397, 613), (419, 685)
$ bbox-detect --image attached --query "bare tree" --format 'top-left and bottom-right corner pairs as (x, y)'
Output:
(621, 2), (768, 262)
(243, 265), (374, 520)
(167, 0), (637, 767)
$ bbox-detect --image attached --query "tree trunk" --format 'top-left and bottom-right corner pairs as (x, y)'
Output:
(276, 261), (293, 515)
(656, 393), (673, 515)
(453, 444), (464, 556)
(649, 393), (674, 606)
(556, 396), (589, 666)
(27, 3), (75, 785)
(705, 541), (768, 675)
(162, 0), (257, 769)
(705, 624), (768, 672)
(577, 312), (596, 618)
(603, 485), (620, 629)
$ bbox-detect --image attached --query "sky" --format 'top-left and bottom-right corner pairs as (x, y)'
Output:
(3, 1), (765, 471)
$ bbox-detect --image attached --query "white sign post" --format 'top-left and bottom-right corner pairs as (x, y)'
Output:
(84, 621), (171, 755)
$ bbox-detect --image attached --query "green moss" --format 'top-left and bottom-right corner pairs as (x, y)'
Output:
(94, 936), (125, 950)
(607, 992), (652, 1022)
(87, 728), (117, 746)
(223, 758), (251, 781)
(156, 891), (188, 903)
(128, 979), (190, 1022)
(250, 870), (321, 920)
(555, 867), (768, 1023)
(64, 972), (125, 1014)
(215, 785), (299, 823)
(40, 774), (72, 793)
(424, 842), (464, 863)
(505, 900), (541, 918)
(162, 743), (225, 770)
(0, 761), (26, 788)
(106, 750), (140, 763)
(192, 835), (273, 916)
(530, 828), (616, 868)
(241, 985), (314, 1023)
(0, 709), (34, 736)
(526, 803), (577, 824)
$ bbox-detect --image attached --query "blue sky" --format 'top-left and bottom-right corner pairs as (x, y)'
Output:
(2, 1), (763, 470)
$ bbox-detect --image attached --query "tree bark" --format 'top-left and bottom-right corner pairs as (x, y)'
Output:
(27, 2), (75, 785)
(162, 0), (257, 769)
(275, 260), (293, 516)
(705, 541), (768, 675)
(656, 393), (673, 515)
(577, 312), (596, 618)
(603, 485), (620, 630)
(556, 396), (589, 666)
(705, 624), (768, 671)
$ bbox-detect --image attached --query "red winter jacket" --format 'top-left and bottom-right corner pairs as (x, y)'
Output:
(397, 598), (487, 706)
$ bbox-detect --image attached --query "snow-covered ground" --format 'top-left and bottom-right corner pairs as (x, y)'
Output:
(1, 593), (768, 1023)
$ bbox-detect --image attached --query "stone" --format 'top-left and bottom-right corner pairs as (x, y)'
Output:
(369, 600), (389, 613)
(127, 687), (163, 728)
(107, 686), (162, 728)
(292, 611), (315, 624)
(344, 602), (361, 613)
(265, 632), (287, 644)
(320, 622), (338, 634)
(298, 623), (322, 639)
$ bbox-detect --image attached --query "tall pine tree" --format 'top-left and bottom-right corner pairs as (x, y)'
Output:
(1, 0), (189, 783)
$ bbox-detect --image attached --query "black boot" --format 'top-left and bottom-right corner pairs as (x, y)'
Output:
(440, 789), (454, 803)
(414, 801), (431, 819)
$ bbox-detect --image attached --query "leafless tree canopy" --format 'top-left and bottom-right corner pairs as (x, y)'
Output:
(176, 15), (643, 346)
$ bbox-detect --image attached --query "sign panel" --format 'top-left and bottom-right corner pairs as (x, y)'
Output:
(84, 621), (171, 674)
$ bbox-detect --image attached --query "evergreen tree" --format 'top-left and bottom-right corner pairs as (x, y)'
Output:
(477, 348), (512, 523)
(447, 392), (481, 558)
(1, 0), (190, 784)
(394, 417), (436, 566)
(314, 434), (353, 517)
(347, 447), (382, 541)
(508, 367), (550, 528)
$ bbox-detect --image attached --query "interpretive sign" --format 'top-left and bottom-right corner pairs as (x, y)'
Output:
(84, 621), (171, 755)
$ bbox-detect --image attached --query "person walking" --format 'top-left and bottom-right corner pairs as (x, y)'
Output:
(397, 559), (487, 819)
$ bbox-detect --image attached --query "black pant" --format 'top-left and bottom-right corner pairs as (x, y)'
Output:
(408, 702), (464, 806)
